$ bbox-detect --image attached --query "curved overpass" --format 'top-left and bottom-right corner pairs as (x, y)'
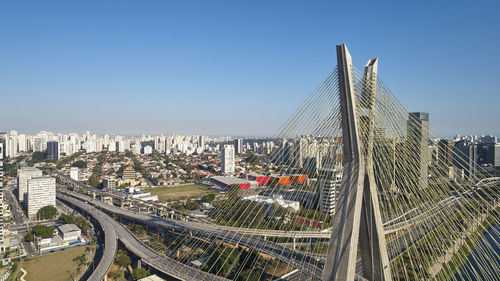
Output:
(59, 193), (117, 281)
(58, 193), (229, 281)
(59, 189), (326, 280)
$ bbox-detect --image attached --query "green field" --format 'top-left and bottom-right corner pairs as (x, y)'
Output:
(145, 184), (215, 201)
(23, 246), (87, 281)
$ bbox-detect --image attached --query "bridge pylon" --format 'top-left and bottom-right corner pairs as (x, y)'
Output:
(322, 44), (391, 281)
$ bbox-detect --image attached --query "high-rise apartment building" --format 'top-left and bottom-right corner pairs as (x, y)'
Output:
(46, 141), (59, 161)
(17, 134), (27, 152)
(318, 168), (342, 215)
(70, 167), (79, 181)
(407, 112), (429, 189)
(122, 167), (136, 180)
(103, 175), (117, 189)
(17, 167), (43, 202)
(198, 136), (205, 150)
(26, 176), (56, 220)
(234, 138), (243, 155)
(221, 144), (235, 174)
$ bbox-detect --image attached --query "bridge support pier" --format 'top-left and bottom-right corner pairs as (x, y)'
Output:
(322, 44), (391, 281)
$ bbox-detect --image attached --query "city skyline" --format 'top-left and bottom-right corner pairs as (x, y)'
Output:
(1, 1), (499, 137)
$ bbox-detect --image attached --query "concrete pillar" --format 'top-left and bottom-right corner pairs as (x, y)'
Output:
(293, 237), (297, 250)
(322, 45), (391, 281)
(137, 259), (142, 269)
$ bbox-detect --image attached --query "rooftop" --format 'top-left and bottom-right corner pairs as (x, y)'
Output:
(211, 176), (252, 185)
(58, 224), (81, 234)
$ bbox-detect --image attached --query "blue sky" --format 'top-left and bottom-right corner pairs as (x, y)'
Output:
(1, 1), (499, 137)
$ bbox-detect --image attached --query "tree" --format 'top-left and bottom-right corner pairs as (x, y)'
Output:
(109, 270), (124, 281)
(236, 270), (261, 281)
(131, 267), (150, 280)
(115, 253), (131, 268)
(185, 200), (200, 211)
(36, 205), (58, 220)
(71, 160), (88, 168)
(201, 193), (216, 203)
(72, 254), (87, 267)
(203, 246), (241, 277)
(88, 175), (101, 188)
(24, 231), (34, 242)
(58, 213), (76, 224)
(31, 225), (55, 239)
(75, 216), (90, 233)
(130, 224), (146, 236)
(31, 151), (46, 162)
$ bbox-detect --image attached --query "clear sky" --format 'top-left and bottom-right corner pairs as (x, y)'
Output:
(1, 1), (499, 137)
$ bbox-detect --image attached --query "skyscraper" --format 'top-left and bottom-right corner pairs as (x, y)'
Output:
(318, 167), (342, 214)
(221, 144), (235, 174)
(407, 112), (429, 189)
(17, 167), (43, 203)
(26, 176), (56, 220)
(234, 138), (243, 155)
(47, 141), (59, 161)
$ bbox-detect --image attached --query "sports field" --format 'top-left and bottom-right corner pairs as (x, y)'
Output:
(145, 183), (215, 201)
(23, 246), (87, 281)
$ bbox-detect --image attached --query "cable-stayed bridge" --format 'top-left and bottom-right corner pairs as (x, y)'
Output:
(56, 44), (499, 281)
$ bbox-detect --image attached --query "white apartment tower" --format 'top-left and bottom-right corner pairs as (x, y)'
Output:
(318, 168), (342, 215)
(221, 144), (235, 174)
(17, 167), (42, 203)
(27, 176), (56, 220)
(70, 167), (79, 181)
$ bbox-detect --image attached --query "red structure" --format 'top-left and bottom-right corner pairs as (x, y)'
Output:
(294, 215), (323, 230)
(270, 174), (308, 186)
(246, 173), (270, 186)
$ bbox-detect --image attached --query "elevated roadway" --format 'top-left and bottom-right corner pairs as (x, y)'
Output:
(60, 193), (117, 281)
(59, 188), (326, 280)
(58, 193), (229, 281)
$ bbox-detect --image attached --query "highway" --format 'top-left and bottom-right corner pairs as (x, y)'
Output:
(53, 170), (447, 240)
(57, 194), (118, 281)
(54, 171), (499, 280)
(58, 193), (230, 281)
(59, 188), (326, 280)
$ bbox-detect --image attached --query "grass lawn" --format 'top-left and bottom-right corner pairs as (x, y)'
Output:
(23, 246), (86, 281)
(145, 183), (215, 202)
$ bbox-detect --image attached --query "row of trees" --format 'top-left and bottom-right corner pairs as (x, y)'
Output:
(110, 249), (150, 280)
(202, 246), (266, 280)
(25, 225), (54, 242)
(59, 213), (91, 233)
(36, 205), (58, 220)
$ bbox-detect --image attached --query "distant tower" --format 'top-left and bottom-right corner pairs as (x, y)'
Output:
(46, 141), (59, 161)
(234, 138), (243, 154)
(407, 112), (429, 189)
(221, 144), (235, 174)
(199, 136), (205, 149)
